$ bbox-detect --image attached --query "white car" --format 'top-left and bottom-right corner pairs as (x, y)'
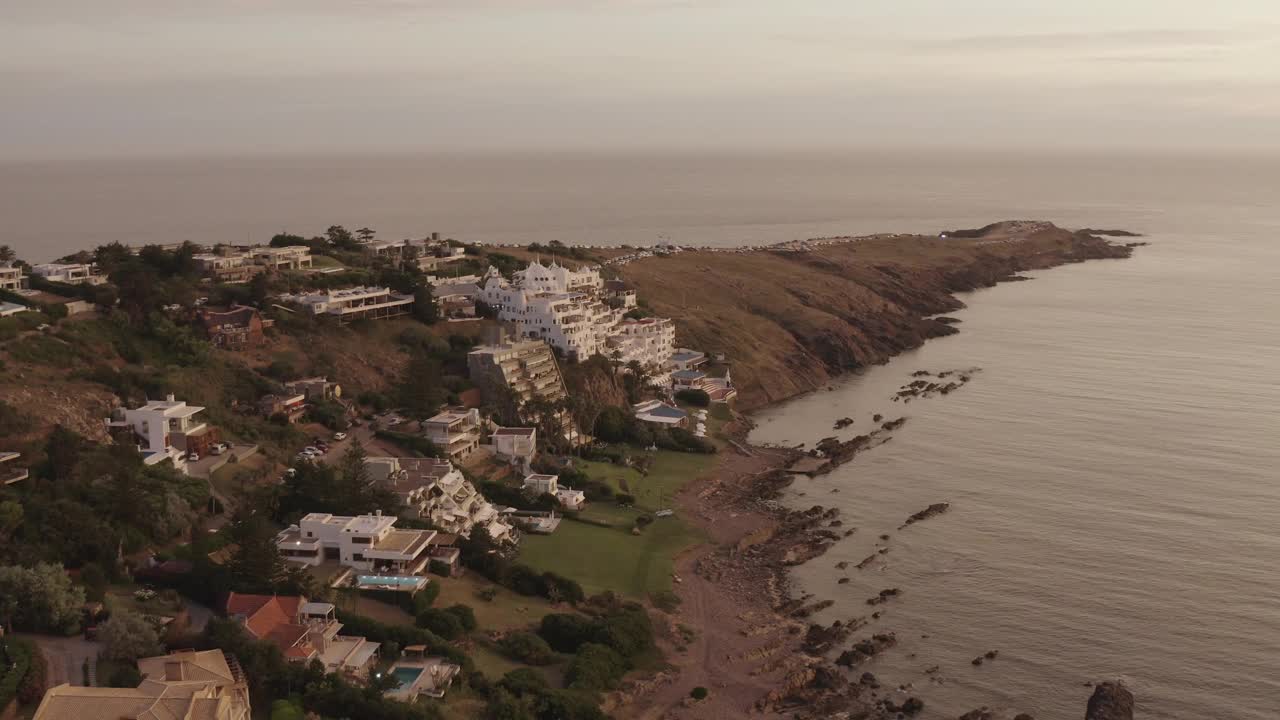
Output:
(187, 451), (200, 462)
(386, 417), (403, 426)
(303, 446), (319, 455)
(333, 432), (348, 441)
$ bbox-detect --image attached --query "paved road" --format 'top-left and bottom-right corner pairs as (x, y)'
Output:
(17, 633), (101, 688)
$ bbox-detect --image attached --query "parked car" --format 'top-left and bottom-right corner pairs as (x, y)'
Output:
(333, 432), (348, 441)
(187, 451), (200, 462)
(303, 446), (319, 455)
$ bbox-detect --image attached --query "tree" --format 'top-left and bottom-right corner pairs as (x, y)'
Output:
(412, 285), (438, 324)
(399, 349), (445, 419)
(0, 501), (22, 544)
(100, 609), (162, 662)
(538, 613), (598, 653)
(416, 608), (464, 640)
(0, 245), (14, 264)
(593, 406), (630, 443)
(326, 225), (359, 251)
(0, 563), (85, 633)
(79, 562), (108, 602)
(444, 604), (477, 632)
(499, 632), (554, 665)
(356, 227), (376, 244)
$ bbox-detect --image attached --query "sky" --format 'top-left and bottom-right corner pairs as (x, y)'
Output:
(2, 0), (1279, 158)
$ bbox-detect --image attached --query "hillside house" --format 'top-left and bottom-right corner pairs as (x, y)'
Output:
(31, 262), (107, 285)
(365, 457), (516, 543)
(258, 393), (307, 423)
(279, 286), (413, 323)
(633, 399), (689, 428)
(522, 472), (586, 510)
(33, 649), (251, 720)
(193, 252), (262, 283)
(0, 264), (28, 292)
(197, 305), (269, 349)
(252, 246), (313, 270)
(491, 427), (536, 471)
(0, 301), (26, 317)
(423, 407), (482, 461)
(106, 395), (218, 472)
(276, 512), (436, 590)
(284, 376), (342, 402)
(225, 593), (380, 680)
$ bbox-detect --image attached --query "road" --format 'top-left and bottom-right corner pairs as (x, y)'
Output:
(17, 633), (101, 688)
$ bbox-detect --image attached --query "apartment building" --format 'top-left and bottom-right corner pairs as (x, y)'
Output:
(422, 407), (481, 461)
(105, 394), (218, 472)
(608, 317), (676, 376)
(279, 286), (413, 323)
(30, 262), (107, 285)
(225, 593), (380, 680)
(34, 649), (250, 720)
(468, 339), (582, 446)
(364, 456), (517, 543)
(284, 376), (343, 402)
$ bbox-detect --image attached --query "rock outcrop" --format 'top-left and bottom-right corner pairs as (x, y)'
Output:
(1086, 681), (1135, 720)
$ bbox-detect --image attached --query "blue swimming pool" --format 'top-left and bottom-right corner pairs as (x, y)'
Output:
(390, 666), (423, 688)
(356, 575), (423, 587)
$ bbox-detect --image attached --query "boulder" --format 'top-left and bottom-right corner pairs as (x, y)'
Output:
(1086, 681), (1135, 720)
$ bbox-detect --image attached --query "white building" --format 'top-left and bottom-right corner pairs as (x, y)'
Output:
(521, 473), (586, 510)
(478, 261), (676, 372)
(0, 301), (26, 318)
(422, 408), (481, 462)
(364, 457), (516, 543)
(633, 399), (689, 428)
(105, 394), (213, 473)
(279, 286), (413, 323)
(491, 427), (536, 471)
(468, 340), (581, 447)
(252, 246), (313, 270)
(31, 263), (107, 285)
(0, 264), (27, 292)
(607, 317), (676, 378)
(276, 511), (436, 580)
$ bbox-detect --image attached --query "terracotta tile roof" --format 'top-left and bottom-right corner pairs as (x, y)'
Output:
(225, 592), (305, 642)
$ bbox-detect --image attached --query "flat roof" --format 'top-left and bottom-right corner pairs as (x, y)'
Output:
(492, 427), (535, 437)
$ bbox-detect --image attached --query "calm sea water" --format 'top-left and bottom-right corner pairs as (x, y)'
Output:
(751, 226), (1280, 716)
(5, 151), (1278, 717)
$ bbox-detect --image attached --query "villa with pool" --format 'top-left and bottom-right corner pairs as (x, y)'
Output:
(276, 511), (436, 592)
(384, 646), (462, 701)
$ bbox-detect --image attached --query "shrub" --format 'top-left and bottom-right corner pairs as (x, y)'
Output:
(444, 604), (477, 632)
(105, 663), (143, 688)
(498, 632), (555, 666)
(0, 638), (33, 708)
(416, 608), (464, 640)
(498, 667), (548, 698)
(565, 643), (627, 691)
(615, 493), (635, 506)
(428, 559), (452, 577)
(651, 591), (681, 613)
(538, 613), (598, 654)
(16, 641), (47, 704)
(690, 686), (709, 700)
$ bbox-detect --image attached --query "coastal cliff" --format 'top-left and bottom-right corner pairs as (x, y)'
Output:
(618, 221), (1134, 411)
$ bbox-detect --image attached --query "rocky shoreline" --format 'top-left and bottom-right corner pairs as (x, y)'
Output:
(612, 225), (1142, 720)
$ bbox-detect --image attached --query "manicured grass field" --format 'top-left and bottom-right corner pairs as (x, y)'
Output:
(577, 449), (716, 512)
(517, 501), (703, 599)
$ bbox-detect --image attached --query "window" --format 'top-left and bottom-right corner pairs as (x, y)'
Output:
(352, 553), (364, 562)
(350, 536), (371, 544)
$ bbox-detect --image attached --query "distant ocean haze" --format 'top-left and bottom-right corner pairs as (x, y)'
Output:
(3, 150), (1279, 260)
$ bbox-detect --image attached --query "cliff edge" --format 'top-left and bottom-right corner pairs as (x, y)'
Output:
(618, 222), (1134, 411)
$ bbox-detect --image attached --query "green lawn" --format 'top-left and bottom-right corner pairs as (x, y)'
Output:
(310, 254), (345, 269)
(433, 573), (561, 632)
(577, 449), (715, 512)
(517, 503), (703, 599)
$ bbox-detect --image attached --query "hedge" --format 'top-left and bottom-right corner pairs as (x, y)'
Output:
(0, 637), (35, 709)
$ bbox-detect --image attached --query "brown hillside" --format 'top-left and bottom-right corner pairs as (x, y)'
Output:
(618, 223), (1133, 410)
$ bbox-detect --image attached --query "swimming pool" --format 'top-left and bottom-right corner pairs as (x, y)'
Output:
(356, 574), (425, 588)
(390, 666), (423, 688)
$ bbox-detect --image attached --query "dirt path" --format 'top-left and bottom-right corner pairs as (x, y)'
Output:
(614, 442), (800, 720)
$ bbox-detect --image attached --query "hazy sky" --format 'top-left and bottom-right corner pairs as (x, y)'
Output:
(3, 0), (1279, 158)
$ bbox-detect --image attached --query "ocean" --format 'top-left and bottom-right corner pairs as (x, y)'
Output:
(5, 150), (1278, 717)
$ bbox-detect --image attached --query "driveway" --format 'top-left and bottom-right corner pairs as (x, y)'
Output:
(17, 633), (101, 687)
